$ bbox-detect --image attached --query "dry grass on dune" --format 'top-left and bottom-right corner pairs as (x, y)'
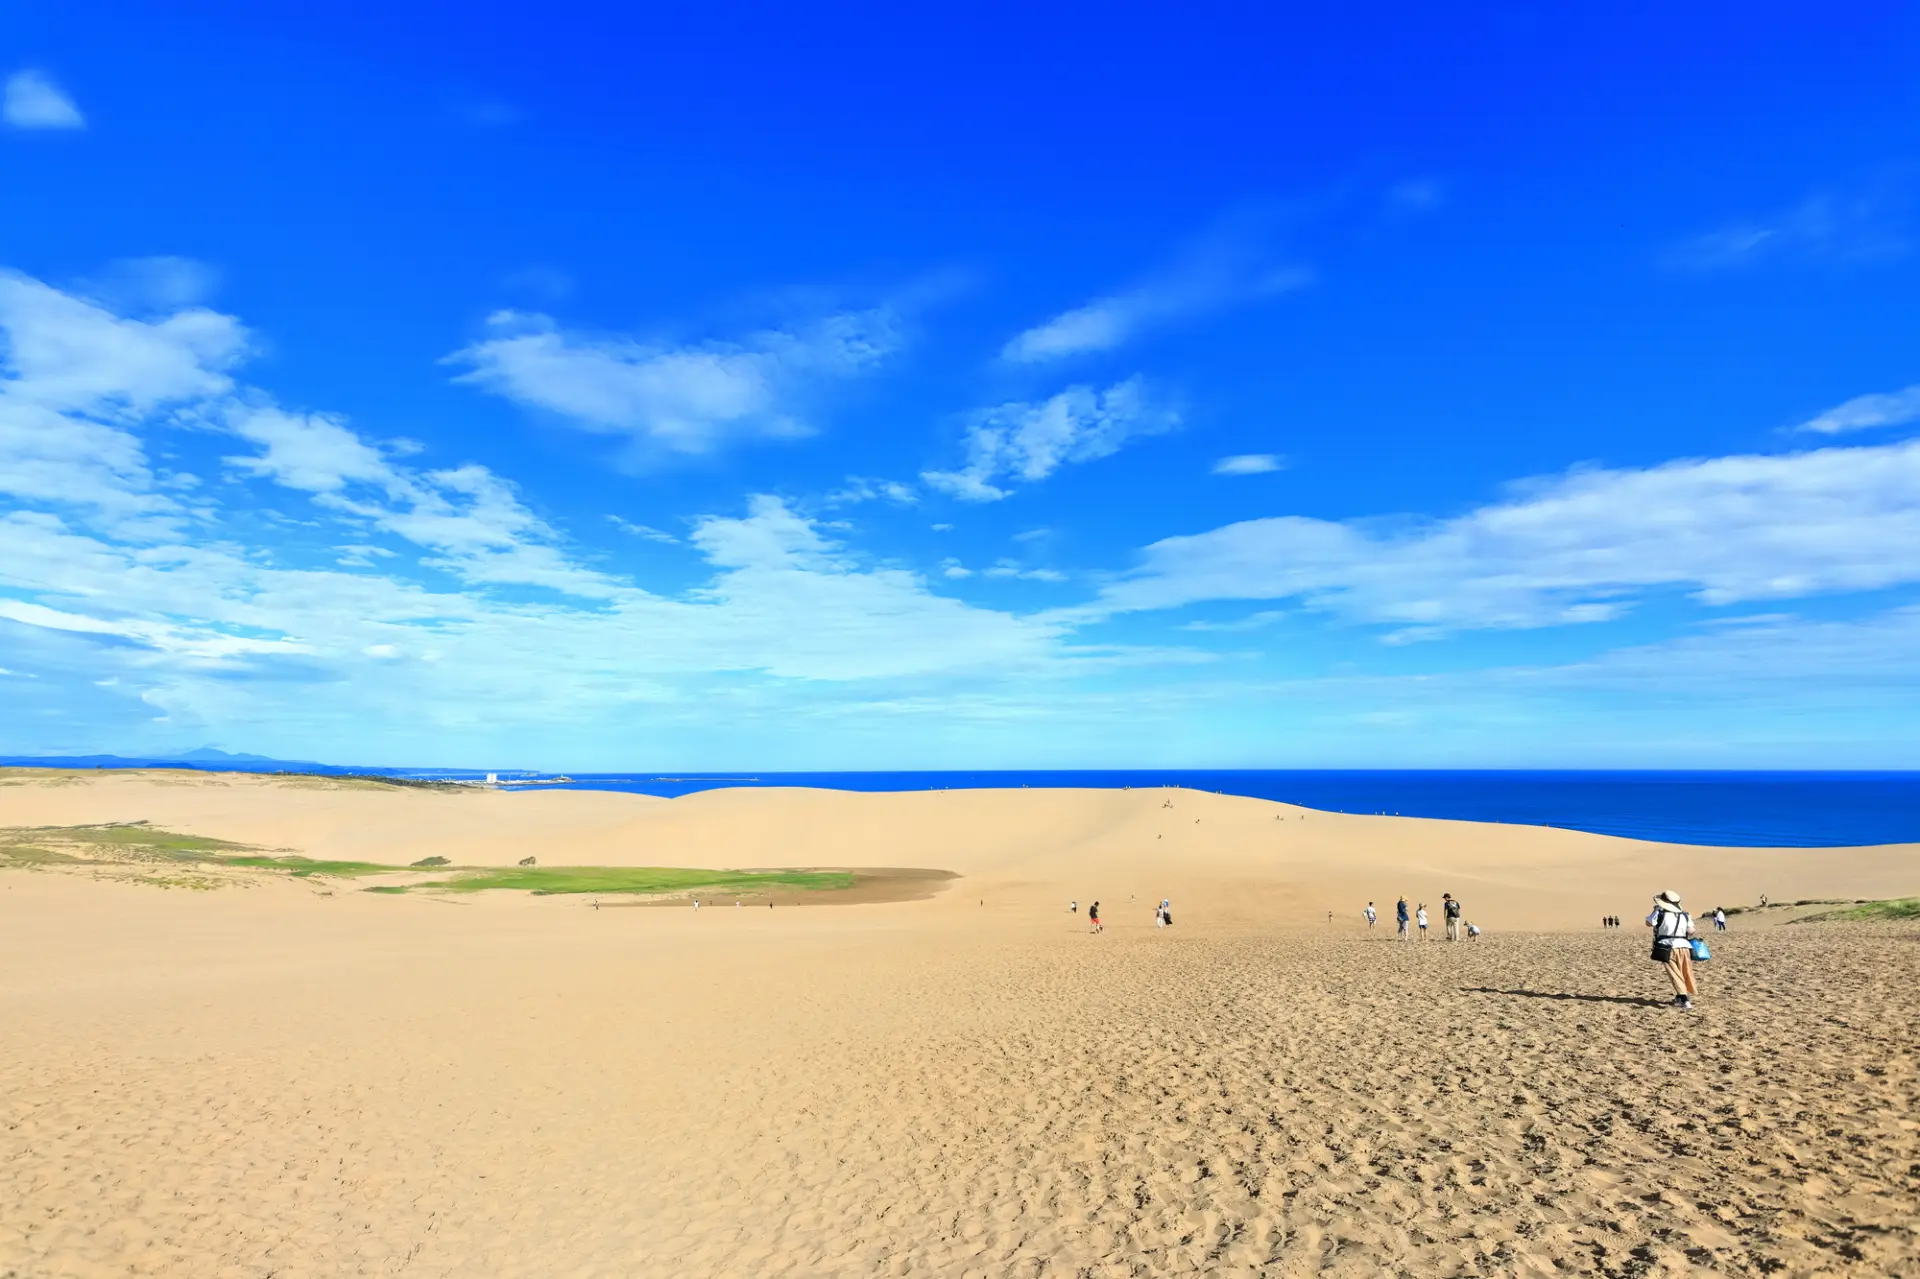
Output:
(3, 874), (1914, 1278)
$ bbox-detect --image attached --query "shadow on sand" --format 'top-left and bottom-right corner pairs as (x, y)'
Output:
(1462, 986), (1666, 1008)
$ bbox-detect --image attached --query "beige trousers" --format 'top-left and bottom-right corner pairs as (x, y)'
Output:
(1665, 946), (1697, 997)
(1445, 918), (1461, 941)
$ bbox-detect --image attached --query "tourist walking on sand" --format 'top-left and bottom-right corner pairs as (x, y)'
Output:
(1396, 897), (1410, 939)
(1713, 907), (1727, 932)
(1364, 902), (1377, 929)
(1442, 893), (1462, 942)
(1089, 901), (1102, 934)
(1646, 890), (1699, 1010)
(1416, 902), (1429, 939)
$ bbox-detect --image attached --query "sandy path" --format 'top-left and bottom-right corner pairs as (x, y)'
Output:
(3, 870), (1915, 1278)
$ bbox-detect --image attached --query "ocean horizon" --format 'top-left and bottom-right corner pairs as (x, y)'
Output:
(7, 758), (1916, 848)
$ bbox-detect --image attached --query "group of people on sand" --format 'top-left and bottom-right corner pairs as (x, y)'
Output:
(1069, 898), (1170, 932)
(1364, 894), (1478, 940)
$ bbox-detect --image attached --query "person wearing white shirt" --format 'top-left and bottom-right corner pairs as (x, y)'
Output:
(1646, 890), (1699, 1009)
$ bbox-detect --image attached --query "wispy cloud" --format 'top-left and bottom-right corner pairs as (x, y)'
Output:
(983, 561), (1068, 582)
(1001, 229), (1310, 363)
(445, 305), (901, 461)
(1666, 175), (1914, 270)
(3, 70), (84, 130)
(1178, 609), (1286, 633)
(922, 378), (1178, 502)
(1212, 453), (1286, 475)
(85, 257), (220, 311)
(606, 515), (679, 544)
(1086, 439), (1920, 639)
(1796, 384), (1920, 435)
(824, 476), (918, 506)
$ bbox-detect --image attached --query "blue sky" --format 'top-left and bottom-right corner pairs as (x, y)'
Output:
(3, 2), (1920, 769)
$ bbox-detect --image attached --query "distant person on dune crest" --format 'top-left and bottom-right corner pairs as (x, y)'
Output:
(1364, 902), (1377, 929)
(1089, 901), (1102, 934)
(1442, 893), (1462, 941)
(1416, 903), (1429, 939)
(1647, 890), (1699, 1010)
(1397, 897), (1410, 940)
(1714, 907), (1727, 931)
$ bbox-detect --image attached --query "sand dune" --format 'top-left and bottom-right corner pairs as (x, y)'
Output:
(1, 768), (1913, 927)
(2, 769), (1916, 1276)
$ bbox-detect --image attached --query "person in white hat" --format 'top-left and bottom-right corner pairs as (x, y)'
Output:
(1645, 890), (1698, 1009)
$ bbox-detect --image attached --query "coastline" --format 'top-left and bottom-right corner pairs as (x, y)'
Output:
(2, 767), (1913, 928)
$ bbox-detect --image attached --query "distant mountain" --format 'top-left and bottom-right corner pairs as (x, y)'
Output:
(0, 750), (335, 772)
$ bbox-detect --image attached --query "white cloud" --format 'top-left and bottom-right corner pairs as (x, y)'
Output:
(1796, 384), (1920, 435)
(336, 544), (395, 568)
(607, 515), (679, 543)
(824, 476), (918, 506)
(445, 305), (900, 459)
(983, 561), (1068, 582)
(224, 405), (403, 494)
(0, 267), (1106, 753)
(0, 270), (1098, 752)
(1002, 231), (1309, 363)
(923, 378), (1178, 502)
(4, 70), (84, 130)
(1212, 453), (1285, 475)
(1667, 176), (1913, 270)
(0, 272), (250, 538)
(1091, 439), (1920, 637)
(1178, 609), (1286, 633)
(0, 271), (246, 413)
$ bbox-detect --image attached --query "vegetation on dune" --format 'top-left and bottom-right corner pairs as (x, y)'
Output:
(2, 824), (861, 899)
(402, 866), (856, 896)
(222, 855), (399, 877)
(1792, 897), (1920, 923)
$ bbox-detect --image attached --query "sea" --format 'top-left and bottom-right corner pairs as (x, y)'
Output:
(506, 770), (1920, 849)
(5, 757), (1917, 848)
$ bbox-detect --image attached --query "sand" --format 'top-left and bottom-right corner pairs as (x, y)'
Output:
(2, 770), (1916, 1277)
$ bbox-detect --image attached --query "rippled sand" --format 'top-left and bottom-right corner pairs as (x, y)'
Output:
(3, 771), (1916, 1276)
(4, 873), (1916, 1277)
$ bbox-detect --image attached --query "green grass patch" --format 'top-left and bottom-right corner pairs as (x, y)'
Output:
(1794, 897), (1920, 923)
(406, 865), (856, 896)
(220, 855), (398, 878)
(41, 823), (252, 855)
(2, 824), (862, 901)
